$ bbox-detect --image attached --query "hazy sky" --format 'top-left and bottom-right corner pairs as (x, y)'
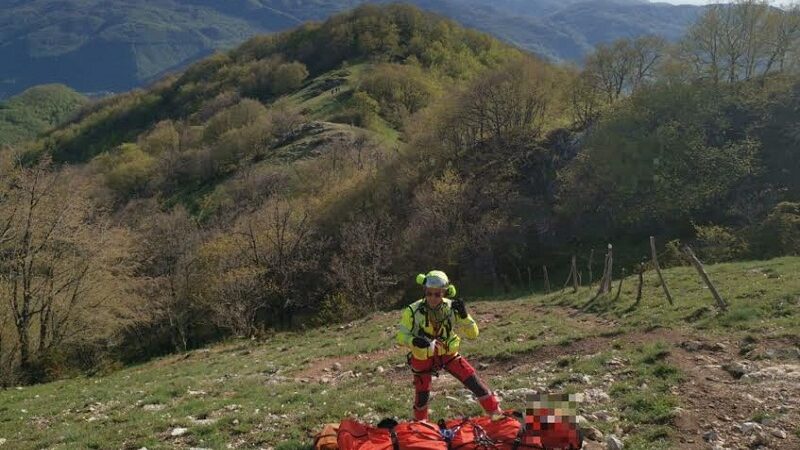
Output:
(653, 0), (782, 4)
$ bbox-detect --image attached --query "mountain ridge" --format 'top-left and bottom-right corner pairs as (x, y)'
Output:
(0, 0), (704, 99)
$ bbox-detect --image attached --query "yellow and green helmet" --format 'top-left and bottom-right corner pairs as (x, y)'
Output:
(416, 270), (457, 297)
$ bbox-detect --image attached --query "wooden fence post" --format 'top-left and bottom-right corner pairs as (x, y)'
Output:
(603, 244), (613, 294)
(683, 246), (728, 311)
(635, 263), (645, 306)
(614, 268), (626, 301)
(571, 256), (579, 293)
(650, 236), (674, 305)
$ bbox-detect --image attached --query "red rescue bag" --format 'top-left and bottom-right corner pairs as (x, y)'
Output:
(338, 419), (446, 450)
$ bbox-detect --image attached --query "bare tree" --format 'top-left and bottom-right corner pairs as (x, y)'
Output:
(446, 59), (554, 151)
(630, 36), (668, 90)
(131, 207), (202, 351)
(0, 156), (112, 381)
(681, 5), (724, 84)
(585, 39), (635, 103)
(680, 1), (799, 83)
(329, 217), (398, 311)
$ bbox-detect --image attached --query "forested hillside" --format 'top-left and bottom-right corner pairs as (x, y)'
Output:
(0, 0), (705, 98)
(0, 84), (87, 146)
(1, 2), (799, 388)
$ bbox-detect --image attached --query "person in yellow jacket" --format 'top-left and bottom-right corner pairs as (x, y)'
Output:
(396, 270), (501, 421)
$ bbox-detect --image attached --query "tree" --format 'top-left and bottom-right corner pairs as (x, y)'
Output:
(328, 218), (398, 311)
(679, 1), (800, 83)
(130, 207), (202, 352)
(0, 155), (116, 382)
(584, 39), (635, 103)
(271, 62), (309, 95)
(444, 58), (555, 152)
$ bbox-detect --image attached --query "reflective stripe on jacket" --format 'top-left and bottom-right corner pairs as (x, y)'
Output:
(396, 298), (479, 360)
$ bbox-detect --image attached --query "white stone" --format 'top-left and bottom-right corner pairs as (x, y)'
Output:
(171, 427), (188, 437)
(606, 434), (624, 450)
(741, 422), (762, 435)
(771, 429), (787, 439)
(583, 388), (611, 404)
(0, 438), (6, 446)
(142, 404), (165, 411)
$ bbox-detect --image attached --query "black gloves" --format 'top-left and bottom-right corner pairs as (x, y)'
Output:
(452, 298), (468, 319)
(412, 336), (431, 348)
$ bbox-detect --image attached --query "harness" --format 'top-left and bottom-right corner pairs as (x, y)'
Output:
(406, 300), (459, 376)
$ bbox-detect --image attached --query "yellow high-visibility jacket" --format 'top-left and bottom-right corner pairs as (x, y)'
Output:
(396, 298), (479, 360)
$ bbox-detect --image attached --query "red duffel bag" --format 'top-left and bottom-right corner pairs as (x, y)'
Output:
(338, 418), (446, 450)
(443, 412), (582, 450)
(443, 414), (542, 450)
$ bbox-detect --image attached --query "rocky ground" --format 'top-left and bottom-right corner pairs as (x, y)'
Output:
(292, 307), (800, 450)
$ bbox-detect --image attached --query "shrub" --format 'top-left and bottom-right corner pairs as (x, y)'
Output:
(754, 202), (800, 256)
(93, 143), (156, 198)
(692, 224), (749, 263)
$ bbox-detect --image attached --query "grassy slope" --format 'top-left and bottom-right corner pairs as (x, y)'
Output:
(169, 62), (399, 216)
(0, 257), (798, 449)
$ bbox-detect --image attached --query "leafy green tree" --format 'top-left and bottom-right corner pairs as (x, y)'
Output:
(558, 83), (759, 235)
(203, 99), (269, 143)
(93, 143), (156, 198)
(361, 63), (438, 126)
(271, 62), (309, 95)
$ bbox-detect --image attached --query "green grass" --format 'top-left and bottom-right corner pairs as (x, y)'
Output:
(547, 257), (800, 338)
(1, 256), (799, 448)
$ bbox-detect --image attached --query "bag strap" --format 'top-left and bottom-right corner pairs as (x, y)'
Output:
(390, 429), (400, 450)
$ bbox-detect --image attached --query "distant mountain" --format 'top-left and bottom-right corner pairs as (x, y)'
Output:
(0, 0), (705, 99)
(0, 84), (87, 146)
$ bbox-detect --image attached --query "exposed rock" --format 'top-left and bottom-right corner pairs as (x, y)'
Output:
(478, 362), (489, 370)
(498, 388), (538, 400)
(606, 357), (626, 368)
(332, 362), (342, 371)
(703, 430), (719, 442)
(569, 373), (591, 384)
(583, 388), (611, 404)
(749, 431), (770, 447)
(681, 341), (703, 352)
(722, 362), (750, 379)
(742, 364), (800, 381)
(171, 427), (188, 437)
(583, 426), (603, 441)
(376, 366), (385, 374)
(740, 422), (762, 435)
(771, 429), (787, 439)
(142, 404), (165, 411)
(606, 434), (624, 450)
(594, 410), (617, 422)
(0, 438), (6, 446)
(187, 389), (206, 396)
